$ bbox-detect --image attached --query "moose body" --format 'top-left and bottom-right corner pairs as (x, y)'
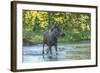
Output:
(43, 24), (64, 55)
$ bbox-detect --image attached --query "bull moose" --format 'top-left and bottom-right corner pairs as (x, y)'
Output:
(43, 24), (65, 55)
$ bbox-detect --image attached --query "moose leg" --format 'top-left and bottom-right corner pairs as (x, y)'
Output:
(43, 43), (45, 55)
(49, 46), (52, 55)
(42, 43), (44, 59)
(55, 44), (58, 55)
(46, 48), (49, 54)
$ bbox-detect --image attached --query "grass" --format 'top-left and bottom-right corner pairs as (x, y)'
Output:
(23, 31), (90, 45)
(23, 31), (43, 45)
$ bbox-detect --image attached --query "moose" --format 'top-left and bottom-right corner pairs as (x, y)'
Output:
(42, 24), (65, 55)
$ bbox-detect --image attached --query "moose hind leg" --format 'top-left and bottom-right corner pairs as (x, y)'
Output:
(43, 43), (45, 55)
(43, 43), (46, 59)
(55, 45), (58, 55)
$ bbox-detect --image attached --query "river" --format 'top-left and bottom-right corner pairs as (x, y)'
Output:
(22, 41), (91, 63)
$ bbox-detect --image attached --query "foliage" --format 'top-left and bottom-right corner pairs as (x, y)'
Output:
(23, 10), (91, 45)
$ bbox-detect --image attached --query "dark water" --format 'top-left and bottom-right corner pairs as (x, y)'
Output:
(22, 41), (91, 63)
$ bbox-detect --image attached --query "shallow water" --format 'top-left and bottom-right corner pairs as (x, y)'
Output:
(22, 41), (91, 63)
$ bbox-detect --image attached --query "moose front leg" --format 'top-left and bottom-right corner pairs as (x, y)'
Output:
(49, 46), (52, 55)
(46, 47), (49, 54)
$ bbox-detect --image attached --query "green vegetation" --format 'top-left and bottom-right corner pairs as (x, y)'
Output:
(23, 10), (91, 45)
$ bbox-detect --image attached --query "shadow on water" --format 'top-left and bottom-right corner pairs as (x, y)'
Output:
(23, 41), (91, 63)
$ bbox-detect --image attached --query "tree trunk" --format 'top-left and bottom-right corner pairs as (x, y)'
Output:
(48, 11), (51, 29)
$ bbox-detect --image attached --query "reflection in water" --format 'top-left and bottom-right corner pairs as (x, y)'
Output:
(43, 54), (58, 61)
(23, 42), (91, 63)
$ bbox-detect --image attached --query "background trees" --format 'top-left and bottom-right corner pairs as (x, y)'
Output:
(23, 10), (91, 45)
